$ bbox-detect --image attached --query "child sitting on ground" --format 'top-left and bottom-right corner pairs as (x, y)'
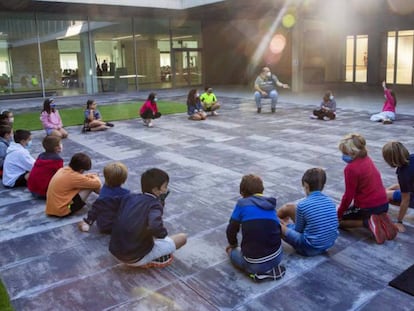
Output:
(337, 133), (398, 244)
(84, 99), (113, 132)
(200, 86), (220, 116)
(46, 152), (101, 217)
(226, 174), (285, 282)
(370, 81), (396, 124)
(312, 90), (336, 120)
(139, 92), (161, 128)
(27, 136), (63, 198)
(109, 168), (187, 268)
(187, 89), (207, 121)
(0, 124), (12, 178)
(277, 168), (339, 256)
(382, 141), (414, 233)
(2, 129), (35, 188)
(78, 162), (130, 233)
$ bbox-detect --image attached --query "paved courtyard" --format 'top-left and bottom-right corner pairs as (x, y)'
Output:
(1, 93), (414, 310)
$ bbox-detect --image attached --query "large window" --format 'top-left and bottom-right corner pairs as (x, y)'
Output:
(0, 12), (203, 98)
(0, 13), (42, 97)
(345, 35), (368, 83)
(387, 30), (414, 85)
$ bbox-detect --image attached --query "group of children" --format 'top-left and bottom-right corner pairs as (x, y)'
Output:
(311, 81), (397, 124)
(0, 83), (410, 283)
(226, 133), (411, 281)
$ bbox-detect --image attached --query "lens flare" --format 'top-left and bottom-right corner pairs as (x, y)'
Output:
(282, 14), (296, 28)
(269, 34), (286, 54)
(387, 0), (414, 15)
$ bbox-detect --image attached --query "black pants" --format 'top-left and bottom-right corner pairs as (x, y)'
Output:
(141, 110), (161, 119)
(313, 109), (335, 120)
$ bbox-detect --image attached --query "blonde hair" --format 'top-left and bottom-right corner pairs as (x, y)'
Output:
(338, 133), (367, 159)
(103, 162), (128, 187)
(382, 141), (409, 168)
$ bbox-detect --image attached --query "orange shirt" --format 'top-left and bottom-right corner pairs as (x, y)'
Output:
(46, 167), (101, 217)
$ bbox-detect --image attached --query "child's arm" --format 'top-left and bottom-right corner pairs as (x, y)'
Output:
(226, 219), (240, 247)
(147, 204), (168, 238)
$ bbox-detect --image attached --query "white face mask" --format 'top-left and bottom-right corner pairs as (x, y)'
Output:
(9, 117), (14, 123)
(59, 143), (63, 153)
(266, 72), (272, 77)
(196, 93), (200, 97)
(329, 95), (334, 100)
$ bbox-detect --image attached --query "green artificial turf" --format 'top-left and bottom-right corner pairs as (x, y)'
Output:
(0, 280), (13, 311)
(13, 101), (186, 131)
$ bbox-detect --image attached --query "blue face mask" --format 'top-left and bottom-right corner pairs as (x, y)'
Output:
(342, 154), (353, 163)
(25, 140), (32, 150)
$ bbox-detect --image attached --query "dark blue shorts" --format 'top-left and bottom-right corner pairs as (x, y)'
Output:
(392, 190), (414, 208)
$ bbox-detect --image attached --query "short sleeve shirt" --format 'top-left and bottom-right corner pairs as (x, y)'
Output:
(397, 154), (414, 193)
(255, 74), (279, 93)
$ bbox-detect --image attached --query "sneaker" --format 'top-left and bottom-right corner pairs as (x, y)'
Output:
(368, 214), (386, 244)
(379, 213), (398, 240)
(271, 108), (276, 113)
(105, 122), (114, 127)
(249, 265), (286, 282)
(148, 121), (153, 128)
(211, 111), (219, 116)
(257, 108), (261, 113)
(140, 254), (173, 268)
(309, 115), (318, 119)
(81, 126), (90, 133)
(383, 119), (393, 124)
(323, 116), (330, 121)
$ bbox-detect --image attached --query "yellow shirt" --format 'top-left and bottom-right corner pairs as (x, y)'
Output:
(200, 92), (217, 107)
(46, 167), (101, 216)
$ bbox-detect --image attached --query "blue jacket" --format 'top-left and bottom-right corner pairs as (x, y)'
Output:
(187, 98), (203, 115)
(226, 194), (282, 259)
(109, 193), (167, 263)
(83, 185), (130, 233)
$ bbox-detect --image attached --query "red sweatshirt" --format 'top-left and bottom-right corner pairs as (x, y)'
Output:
(28, 152), (63, 197)
(337, 156), (388, 219)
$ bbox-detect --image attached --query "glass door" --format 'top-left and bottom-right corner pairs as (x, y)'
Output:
(387, 30), (414, 85)
(172, 49), (202, 87)
(345, 35), (368, 83)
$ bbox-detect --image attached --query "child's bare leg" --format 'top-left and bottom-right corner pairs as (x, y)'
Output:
(78, 189), (94, 202)
(277, 203), (296, 223)
(170, 233), (187, 250)
(339, 219), (364, 228)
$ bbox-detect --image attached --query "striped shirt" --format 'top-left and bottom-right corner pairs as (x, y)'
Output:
(295, 191), (339, 250)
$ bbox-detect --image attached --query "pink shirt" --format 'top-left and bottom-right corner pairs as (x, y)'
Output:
(139, 100), (158, 115)
(337, 156), (388, 219)
(40, 110), (63, 129)
(381, 88), (396, 113)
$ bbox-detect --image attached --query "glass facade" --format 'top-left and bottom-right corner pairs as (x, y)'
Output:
(345, 34), (368, 83)
(387, 30), (414, 85)
(0, 12), (203, 99)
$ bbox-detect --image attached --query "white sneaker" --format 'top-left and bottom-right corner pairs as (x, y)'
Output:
(148, 121), (153, 128)
(309, 115), (318, 119)
(323, 116), (330, 121)
(211, 111), (218, 116)
(143, 119), (148, 126)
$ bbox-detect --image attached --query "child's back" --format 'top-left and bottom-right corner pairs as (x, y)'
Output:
(295, 191), (338, 250)
(109, 193), (165, 263)
(80, 162), (130, 233)
(28, 136), (63, 198)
